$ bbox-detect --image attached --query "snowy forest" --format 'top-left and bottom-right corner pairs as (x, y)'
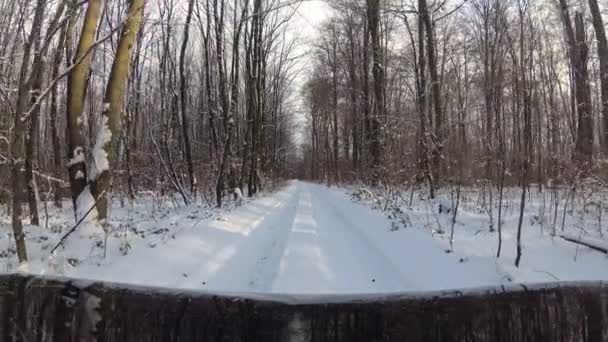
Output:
(2, 0), (608, 306)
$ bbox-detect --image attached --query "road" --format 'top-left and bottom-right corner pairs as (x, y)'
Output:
(73, 180), (501, 294)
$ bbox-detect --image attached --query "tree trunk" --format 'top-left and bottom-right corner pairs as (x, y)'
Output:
(214, 0), (229, 205)
(50, 24), (69, 208)
(24, 49), (42, 227)
(90, 0), (145, 222)
(588, 0), (608, 156)
(573, 12), (593, 166)
(215, 0), (229, 132)
(248, 0), (263, 196)
(204, 0), (220, 154)
(66, 0), (103, 219)
(331, 31), (339, 182)
(179, 0), (196, 196)
(346, 25), (360, 171)
(367, 0), (383, 181)
(217, 0), (247, 206)
(415, 6), (435, 198)
(515, 4), (532, 268)
(23, 0), (66, 226)
(362, 15), (371, 170)
(420, 0), (443, 184)
(10, 0), (47, 265)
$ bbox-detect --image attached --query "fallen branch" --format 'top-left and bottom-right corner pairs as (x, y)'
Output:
(560, 234), (608, 254)
(50, 189), (106, 254)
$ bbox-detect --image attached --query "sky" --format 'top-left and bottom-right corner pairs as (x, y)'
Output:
(288, 0), (331, 92)
(284, 0), (332, 145)
(292, 0), (332, 42)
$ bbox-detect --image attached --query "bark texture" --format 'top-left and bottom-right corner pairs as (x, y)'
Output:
(90, 0), (145, 221)
(588, 0), (608, 155)
(10, 0), (47, 263)
(573, 12), (593, 165)
(66, 0), (102, 213)
(178, 0), (196, 196)
(367, 0), (383, 179)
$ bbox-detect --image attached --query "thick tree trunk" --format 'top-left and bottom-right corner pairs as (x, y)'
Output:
(367, 0), (383, 182)
(217, 0), (247, 206)
(419, 0), (443, 184)
(346, 26), (360, 171)
(66, 0), (103, 218)
(557, 1), (593, 166)
(240, 17), (253, 193)
(588, 0), (608, 156)
(90, 0), (145, 222)
(415, 6), (435, 198)
(24, 54), (42, 227)
(573, 12), (593, 165)
(179, 0), (197, 197)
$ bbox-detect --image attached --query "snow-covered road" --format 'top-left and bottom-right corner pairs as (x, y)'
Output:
(268, 182), (410, 293)
(7, 179), (608, 295)
(65, 180), (503, 294)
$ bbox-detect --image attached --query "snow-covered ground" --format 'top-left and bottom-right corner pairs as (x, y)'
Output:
(348, 181), (608, 285)
(1, 180), (607, 294)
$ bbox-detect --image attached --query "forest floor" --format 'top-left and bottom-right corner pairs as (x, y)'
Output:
(1, 180), (607, 294)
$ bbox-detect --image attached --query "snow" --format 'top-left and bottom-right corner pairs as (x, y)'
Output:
(348, 183), (608, 285)
(17, 261), (29, 273)
(88, 115), (111, 181)
(234, 188), (243, 202)
(67, 147), (85, 167)
(76, 185), (97, 227)
(1, 180), (608, 295)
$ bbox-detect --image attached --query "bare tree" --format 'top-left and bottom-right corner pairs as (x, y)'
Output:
(588, 0), (608, 155)
(367, 0), (384, 181)
(66, 0), (103, 218)
(10, 0), (47, 265)
(179, 0), (197, 196)
(90, 0), (145, 222)
(573, 11), (593, 166)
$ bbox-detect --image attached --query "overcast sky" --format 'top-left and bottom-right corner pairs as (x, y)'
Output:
(292, 0), (331, 38)
(289, 0), (331, 85)
(284, 0), (331, 145)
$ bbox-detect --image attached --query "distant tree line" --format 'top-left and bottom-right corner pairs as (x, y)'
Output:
(302, 0), (608, 192)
